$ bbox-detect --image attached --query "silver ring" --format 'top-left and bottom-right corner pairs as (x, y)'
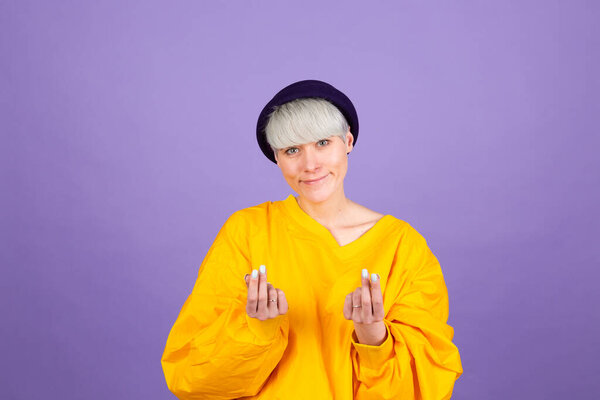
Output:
(269, 299), (277, 303)
(352, 305), (362, 308)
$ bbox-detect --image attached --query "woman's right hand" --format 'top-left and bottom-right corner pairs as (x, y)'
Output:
(244, 265), (288, 320)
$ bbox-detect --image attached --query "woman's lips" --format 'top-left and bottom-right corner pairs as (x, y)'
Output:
(301, 173), (329, 185)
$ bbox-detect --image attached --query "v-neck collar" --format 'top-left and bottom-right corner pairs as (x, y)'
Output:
(278, 194), (395, 257)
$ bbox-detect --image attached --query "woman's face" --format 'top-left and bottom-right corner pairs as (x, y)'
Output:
(275, 130), (354, 204)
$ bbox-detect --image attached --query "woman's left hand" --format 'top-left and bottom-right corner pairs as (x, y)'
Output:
(343, 269), (388, 346)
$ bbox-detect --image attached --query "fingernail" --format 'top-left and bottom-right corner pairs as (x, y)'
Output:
(362, 269), (368, 279)
(371, 273), (379, 282)
(259, 265), (266, 274)
(251, 269), (258, 279)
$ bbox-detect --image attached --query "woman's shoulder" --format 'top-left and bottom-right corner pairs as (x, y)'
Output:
(349, 201), (400, 227)
(349, 200), (423, 237)
(214, 201), (275, 244)
(224, 199), (282, 228)
(348, 200), (382, 220)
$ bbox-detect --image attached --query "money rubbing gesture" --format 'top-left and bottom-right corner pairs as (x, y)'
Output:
(244, 264), (289, 320)
(343, 269), (388, 346)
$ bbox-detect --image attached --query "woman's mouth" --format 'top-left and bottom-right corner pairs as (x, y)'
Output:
(301, 174), (329, 185)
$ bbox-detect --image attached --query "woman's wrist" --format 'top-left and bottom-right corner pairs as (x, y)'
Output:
(353, 321), (387, 346)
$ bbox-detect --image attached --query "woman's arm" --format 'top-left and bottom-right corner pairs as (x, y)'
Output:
(161, 212), (289, 400)
(350, 225), (463, 400)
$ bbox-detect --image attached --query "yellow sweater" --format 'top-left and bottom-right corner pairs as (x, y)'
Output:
(161, 195), (463, 399)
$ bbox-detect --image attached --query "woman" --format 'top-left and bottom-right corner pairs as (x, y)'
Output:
(161, 80), (463, 399)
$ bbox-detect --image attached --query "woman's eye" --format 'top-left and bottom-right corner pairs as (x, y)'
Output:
(285, 147), (298, 155)
(317, 139), (329, 146)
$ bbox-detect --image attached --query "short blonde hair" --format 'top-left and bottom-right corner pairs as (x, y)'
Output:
(265, 98), (349, 155)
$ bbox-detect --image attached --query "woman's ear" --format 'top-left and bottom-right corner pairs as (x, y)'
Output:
(345, 129), (354, 154)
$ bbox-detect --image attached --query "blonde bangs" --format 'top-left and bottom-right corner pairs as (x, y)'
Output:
(265, 98), (349, 151)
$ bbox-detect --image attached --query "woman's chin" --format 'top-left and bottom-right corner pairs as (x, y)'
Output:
(296, 188), (334, 204)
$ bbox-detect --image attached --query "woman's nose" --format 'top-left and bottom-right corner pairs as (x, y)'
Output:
(301, 147), (320, 171)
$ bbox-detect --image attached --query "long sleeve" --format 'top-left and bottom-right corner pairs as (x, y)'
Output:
(161, 212), (290, 399)
(350, 225), (463, 400)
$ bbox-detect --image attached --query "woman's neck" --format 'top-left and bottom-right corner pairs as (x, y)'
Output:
(295, 190), (353, 228)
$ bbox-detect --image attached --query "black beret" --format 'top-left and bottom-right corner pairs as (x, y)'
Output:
(256, 79), (359, 164)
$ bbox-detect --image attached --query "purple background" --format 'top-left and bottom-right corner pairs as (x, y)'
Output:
(2, 1), (599, 399)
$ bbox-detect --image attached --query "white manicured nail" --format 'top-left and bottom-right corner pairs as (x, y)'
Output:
(251, 269), (258, 279)
(362, 269), (368, 279)
(371, 273), (379, 282)
(259, 265), (266, 274)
